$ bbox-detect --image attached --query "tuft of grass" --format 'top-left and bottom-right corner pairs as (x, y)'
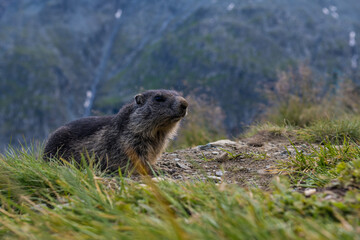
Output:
(278, 138), (360, 188)
(244, 116), (360, 144)
(298, 117), (360, 143)
(0, 145), (359, 239)
(243, 122), (296, 139)
(335, 159), (360, 189)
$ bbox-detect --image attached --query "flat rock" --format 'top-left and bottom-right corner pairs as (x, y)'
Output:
(304, 188), (316, 196)
(176, 162), (190, 169)
(215, 170), (224, 176)
(207, 176), (222, 182)
(208, 139), (239, 147)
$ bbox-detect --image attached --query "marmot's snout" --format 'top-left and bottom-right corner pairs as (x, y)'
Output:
(178, 97), (188, 117)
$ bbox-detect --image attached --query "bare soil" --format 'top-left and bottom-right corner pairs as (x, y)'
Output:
(154, 131), (304, 189)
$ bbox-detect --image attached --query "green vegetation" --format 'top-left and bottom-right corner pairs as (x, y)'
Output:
(246, 64), (360, 144)
(2, 1), (360, 238)
(245, 116), (360, 144)
(279, 138), (360, 188)
(2, 0), (360, 149)
(299, 117), (360, 143)
(0, 145), (359, 239)
(243, 122), (296, 139)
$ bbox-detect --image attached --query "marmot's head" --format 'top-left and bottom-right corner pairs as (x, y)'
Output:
(129, 90), (188, 134)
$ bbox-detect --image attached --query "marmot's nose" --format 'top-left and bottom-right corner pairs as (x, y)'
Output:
(179, 98), (188, 110)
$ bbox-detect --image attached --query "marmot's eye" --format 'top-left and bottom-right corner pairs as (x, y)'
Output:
(154, 95), (166, 102)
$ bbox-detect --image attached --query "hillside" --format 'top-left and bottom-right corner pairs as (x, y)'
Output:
(0, 127), (359, 238)
(1, 0), (360, 149)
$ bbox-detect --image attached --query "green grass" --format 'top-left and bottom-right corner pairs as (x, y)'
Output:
(299, 117), (360, 143)
(278, 139), (360, 188)
(244, 116), (360, 144)
(244, 117), (360, 189)
(0, 144), (359, 239)
(243, 122), (296, 139)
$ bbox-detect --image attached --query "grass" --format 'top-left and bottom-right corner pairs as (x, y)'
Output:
(242, 122), (297, 139)
(0, 143), (359, 239)
(278, 139), (360, 188)
(244, 117), (360, 189)
(298, 117), (360, 143)
(244, 116), (360, 144)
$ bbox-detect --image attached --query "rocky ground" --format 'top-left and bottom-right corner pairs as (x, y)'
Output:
(155, 132), (305, 190)
(121, 131), (348, 202)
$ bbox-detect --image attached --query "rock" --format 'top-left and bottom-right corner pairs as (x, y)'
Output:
(176, 162), (190, 169)
(166, 169), (176, 174)
(215, 170), (224, 176)
(138, 183), (149, 188)
(174, 158), (181, 161)
(215, 152), (229, 162)
(304, 188), (316, 196)
(198, 143), (215, 150)
(324, 195), (334, 200)
(31, 204), (47, 212)
(152, 177), (166, 182)
(247, 141), (264, 147)
(55, 203), (71, 210)
(208, 139), (239, 147)
(207, 176), (222, 182)
(212, 151), (219, 155)
(257, 169), (268, 175)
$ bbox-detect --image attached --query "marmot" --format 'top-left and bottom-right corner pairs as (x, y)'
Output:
(43, 89), (188, 174)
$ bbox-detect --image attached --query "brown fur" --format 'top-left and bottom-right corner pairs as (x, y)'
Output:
(43, 90), (188, 174)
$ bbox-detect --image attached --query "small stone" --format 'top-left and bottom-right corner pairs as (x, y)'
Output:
(209, 139), (239, 147)
(215, 170), (224, 176)
(257, 169), (267, 175)
(207, 176), (222, 182)
(176, 162), (189, 169)
(304, 188), (316, 196)
(152, 177), (166, 182)
(198, 143), (214, 150)
(247, 141), (263, 147)
(324, 195), (334, 200)
(169, 153), (178, 157)
(31, 204), (47, 212)
(215, 152), (229, 162)
(55, 203), (71, 210)
(212, 151), (219, 155)
(174, 158), (181, 161)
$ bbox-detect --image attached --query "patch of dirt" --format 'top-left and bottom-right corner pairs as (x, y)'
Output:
(153, 134), (305, 190)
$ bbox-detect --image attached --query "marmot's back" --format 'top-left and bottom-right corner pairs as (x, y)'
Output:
(44, 90), (188, 173)
(44, 116), (114, 161)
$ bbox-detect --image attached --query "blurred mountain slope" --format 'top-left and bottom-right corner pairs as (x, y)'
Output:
(0, 0), (359, 148)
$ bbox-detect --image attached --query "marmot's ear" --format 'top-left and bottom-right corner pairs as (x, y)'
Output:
(135, 94), (144, 105)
